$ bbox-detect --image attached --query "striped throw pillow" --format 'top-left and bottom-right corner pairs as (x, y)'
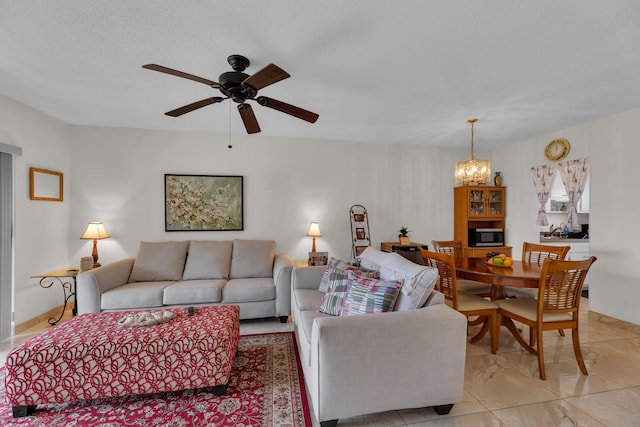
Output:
(340, 271), (402, 316)
(318, 257), (377, 293)
(319, 265), (379, 316)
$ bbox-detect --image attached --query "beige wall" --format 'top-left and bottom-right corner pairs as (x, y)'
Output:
(3, 92), (640, 326)
(0, 94), (72, 325)
(491, 106), (640, 325)
(67, 126), (463, 264)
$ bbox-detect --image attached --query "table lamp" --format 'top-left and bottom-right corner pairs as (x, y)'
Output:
(306, 222), (322, 252)
(80, 221), (110, 267)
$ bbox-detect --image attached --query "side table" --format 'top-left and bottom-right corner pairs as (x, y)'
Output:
(31, 267), (80, 325)
(380, 242), (428, 253)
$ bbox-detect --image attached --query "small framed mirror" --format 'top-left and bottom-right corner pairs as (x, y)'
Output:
(29, 167), (63, 202)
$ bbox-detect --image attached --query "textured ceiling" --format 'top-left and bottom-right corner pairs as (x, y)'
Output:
(1, 1), (640, 148)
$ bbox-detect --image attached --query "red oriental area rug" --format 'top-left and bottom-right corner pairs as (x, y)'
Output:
(0, 332), (311, 426)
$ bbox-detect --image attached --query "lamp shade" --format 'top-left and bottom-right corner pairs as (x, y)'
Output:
(455, 158), (491, 185)
(306, 222), (322, 237)
(80, 222), (110, 240)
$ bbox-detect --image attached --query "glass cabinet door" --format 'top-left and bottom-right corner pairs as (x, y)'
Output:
(487, 189), (504, 217)
(467, 187), (504, 218)
(469, 189), (486, 216)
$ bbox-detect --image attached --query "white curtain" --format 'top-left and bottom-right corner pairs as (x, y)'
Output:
(558, 158), (590, 230)
(531, 164), (558, 226)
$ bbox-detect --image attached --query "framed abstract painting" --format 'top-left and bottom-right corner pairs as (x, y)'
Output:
(165, 174), (243, 231)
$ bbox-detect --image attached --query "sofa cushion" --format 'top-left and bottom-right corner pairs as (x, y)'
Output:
(229, 240), (275, 279)
(294, 289), (324, 312)
(129, 241), (189, 282)
(340, 272), (402, 316)
(222, 277), (275, 303)
(162, 279), (227, 305)
(101, 281), (173, 310)
(299, 309), (330, 344)
(182, 240), (233, 280)
(358, 246), (438, 311)
(318, 257), (378, 293)
(298, 309), (332, 367)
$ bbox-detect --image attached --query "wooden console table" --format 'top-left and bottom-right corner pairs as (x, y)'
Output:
(380, 242), (428, 253)
(31, 267), (80, 325)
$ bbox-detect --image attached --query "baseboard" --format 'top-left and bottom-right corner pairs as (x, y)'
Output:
(589, 310), (640, 334)
(15, 305), (65, 334)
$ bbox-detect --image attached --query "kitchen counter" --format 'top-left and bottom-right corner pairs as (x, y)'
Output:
(540, 238), (589, 243)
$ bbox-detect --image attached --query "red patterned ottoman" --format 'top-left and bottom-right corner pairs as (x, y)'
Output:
(5, 305), (240, 418)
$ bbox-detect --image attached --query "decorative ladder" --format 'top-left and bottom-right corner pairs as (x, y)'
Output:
(349, 204), (372, 258)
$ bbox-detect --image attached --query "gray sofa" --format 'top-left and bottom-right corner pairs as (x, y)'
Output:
(77, 239), (293, 321)
(291, 247), (467, 426)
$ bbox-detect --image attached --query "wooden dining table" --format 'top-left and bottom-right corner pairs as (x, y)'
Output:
(455, 257), (543, 352)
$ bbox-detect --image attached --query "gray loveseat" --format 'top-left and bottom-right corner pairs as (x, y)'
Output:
(77, 239), (293, 321)
(291, 247), (467, 426)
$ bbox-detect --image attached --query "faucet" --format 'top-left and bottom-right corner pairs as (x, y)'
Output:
(549, 223), (563, 237)
(559, 222), (568, 236)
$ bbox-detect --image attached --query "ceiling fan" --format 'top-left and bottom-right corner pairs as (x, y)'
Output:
(142, 54), (319, 134)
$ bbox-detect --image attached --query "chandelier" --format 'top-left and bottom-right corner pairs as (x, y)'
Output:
(454, 118), (491, 185)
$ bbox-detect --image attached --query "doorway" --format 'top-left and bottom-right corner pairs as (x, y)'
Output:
(0, 143), (21, 341)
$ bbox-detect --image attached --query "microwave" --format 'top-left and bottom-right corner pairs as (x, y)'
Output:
(468, 228), (504, 247)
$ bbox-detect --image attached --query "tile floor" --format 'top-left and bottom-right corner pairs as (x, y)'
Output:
(2, 299), (640, 426)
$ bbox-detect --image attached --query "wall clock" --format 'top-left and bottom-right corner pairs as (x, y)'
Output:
(544, 138), (570, 162)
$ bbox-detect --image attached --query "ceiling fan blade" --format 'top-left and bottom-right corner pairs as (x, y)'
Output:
(237, 103), (261, 134)
(242, 64), (290, 91)
(257, 96), (319, 123)
(142, 64), (218, 86)
(165, 97), (225, 117)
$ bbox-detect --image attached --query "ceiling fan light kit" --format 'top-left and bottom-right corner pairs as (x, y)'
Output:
(142, 54), (318, 134)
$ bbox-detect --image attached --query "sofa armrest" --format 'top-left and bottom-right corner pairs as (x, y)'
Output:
(273, 254), (294, 317)
(310, 304), (467, 422)
(292, 265), (326, 290)
(76, 258), (135, 314)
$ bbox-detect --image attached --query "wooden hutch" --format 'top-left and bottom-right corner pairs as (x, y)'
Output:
(454, 185), (512, 257)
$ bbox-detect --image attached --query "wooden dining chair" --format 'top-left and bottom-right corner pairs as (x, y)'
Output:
(505, 242), (571, 299)
(495, 256), (596, 380)
(431, 240), (492, 297)
(420, 248), (499, 354)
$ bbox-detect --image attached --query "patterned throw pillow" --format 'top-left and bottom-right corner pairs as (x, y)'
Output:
(340, 271), (402, 316)
(318, 265), (379, 316)
(318, 257), (376, 293)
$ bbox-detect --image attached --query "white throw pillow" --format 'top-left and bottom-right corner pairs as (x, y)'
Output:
(358, 246), (437, 311)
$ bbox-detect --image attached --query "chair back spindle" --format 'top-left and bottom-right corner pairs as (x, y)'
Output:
(422, 250), (458, 309)
(539, 258), (592, 316)
(522, 242), (570, 266)
(431, 240), (464, 261)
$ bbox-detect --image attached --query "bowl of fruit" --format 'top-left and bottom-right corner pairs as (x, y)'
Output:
(485, 252), (513, 267)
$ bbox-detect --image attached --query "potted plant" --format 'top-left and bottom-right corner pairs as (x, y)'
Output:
(398, 226), (411, 244)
